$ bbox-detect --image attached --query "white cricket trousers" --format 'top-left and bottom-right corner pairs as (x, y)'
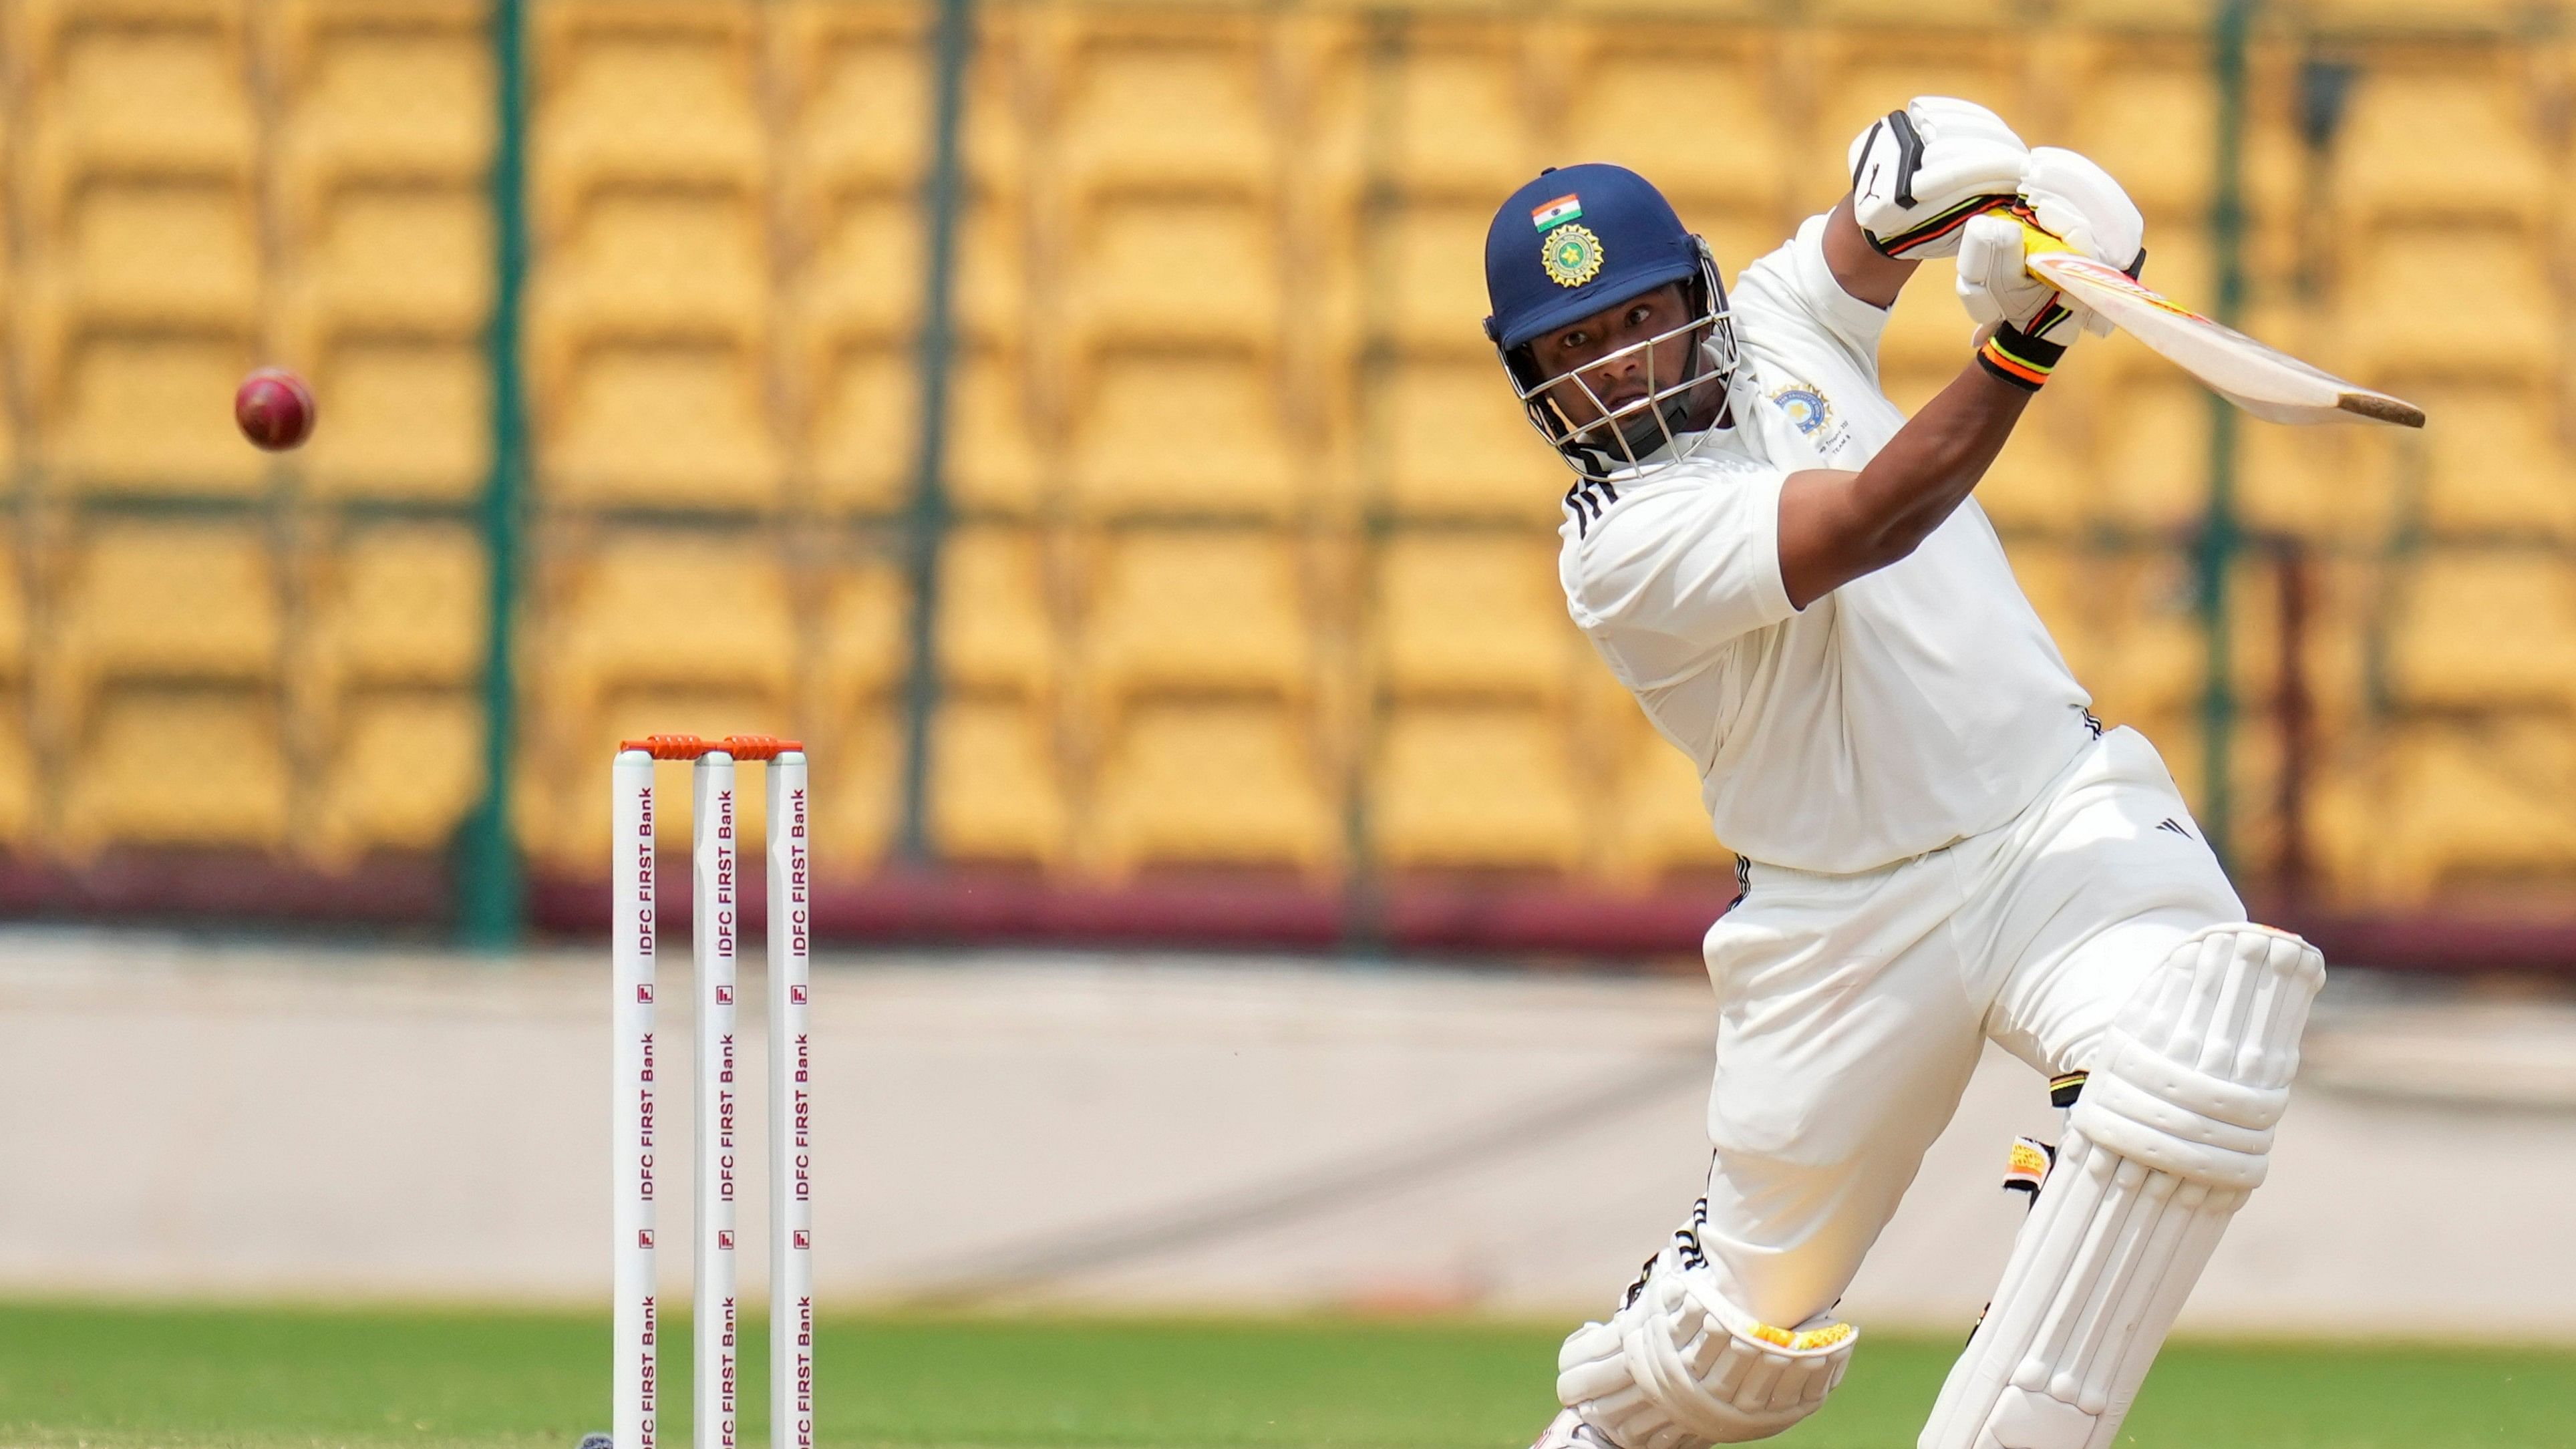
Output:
(1692, 724), (2243, 1329)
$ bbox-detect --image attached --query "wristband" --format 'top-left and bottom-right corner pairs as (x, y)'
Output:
(1976, 322), (2067, 391)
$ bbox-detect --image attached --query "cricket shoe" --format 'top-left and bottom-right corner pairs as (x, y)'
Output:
(1528, 1408), (1623, 1449)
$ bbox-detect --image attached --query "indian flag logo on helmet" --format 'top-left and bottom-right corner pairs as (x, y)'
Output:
(1541, 223), (1605, 289)
(1531, 194), (1583, 230)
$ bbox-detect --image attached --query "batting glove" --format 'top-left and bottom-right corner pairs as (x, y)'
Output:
(1846, 96), (2029, 259)
(1956, 147), (2146, 388)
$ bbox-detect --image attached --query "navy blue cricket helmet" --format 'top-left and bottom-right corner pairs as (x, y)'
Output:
(1481, 164), (1738, 481)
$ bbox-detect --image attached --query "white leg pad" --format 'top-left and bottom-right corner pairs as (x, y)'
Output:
(1558, 1225), (1858, 1449)
(1921, 925), (2325, 1449)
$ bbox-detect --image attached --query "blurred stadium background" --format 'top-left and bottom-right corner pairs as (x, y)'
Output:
(5, 2), (2576, 1440)
(0, 0), (2569, 958)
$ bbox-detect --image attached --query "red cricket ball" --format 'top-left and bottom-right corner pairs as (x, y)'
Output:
(235, 367), (317, 451)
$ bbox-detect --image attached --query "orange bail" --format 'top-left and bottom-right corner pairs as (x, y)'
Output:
(617, 733), (804, 761)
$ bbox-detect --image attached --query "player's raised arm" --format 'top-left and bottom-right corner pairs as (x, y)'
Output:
(1827, 97), (2030, 307)
(1780, 148), (2144, 607)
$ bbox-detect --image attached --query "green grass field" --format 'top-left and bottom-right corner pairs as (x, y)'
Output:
(1, 1303), (2569, 1449)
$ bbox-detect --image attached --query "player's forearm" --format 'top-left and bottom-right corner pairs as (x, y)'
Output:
(1776, 361), (2030, 608)
(1822, 196), (1917, 309)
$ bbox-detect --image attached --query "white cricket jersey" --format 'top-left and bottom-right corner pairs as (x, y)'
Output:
(1557, 212), (2095, 874)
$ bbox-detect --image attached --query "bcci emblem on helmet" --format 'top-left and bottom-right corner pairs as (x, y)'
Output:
(1482, 163), (1742, 484)
(1543, 223), (1605, 288)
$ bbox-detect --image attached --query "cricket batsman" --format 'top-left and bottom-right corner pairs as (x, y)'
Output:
(1492, 100), (2328, 1449)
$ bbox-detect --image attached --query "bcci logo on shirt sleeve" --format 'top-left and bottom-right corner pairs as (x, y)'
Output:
(1769, 382), (1848, 453)
(1770, 385), (1830, 434)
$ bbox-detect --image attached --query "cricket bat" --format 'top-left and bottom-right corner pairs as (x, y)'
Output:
(2025, 250), (2426, 429)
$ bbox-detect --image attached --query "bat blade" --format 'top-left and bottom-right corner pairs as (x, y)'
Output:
(2026, 251), (2425, 429)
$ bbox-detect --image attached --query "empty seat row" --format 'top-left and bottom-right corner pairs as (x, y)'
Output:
(522, 342), (1569, 520)
(0, 519), (480, 716)
(10, 525), (2563, 752)
(17, 0), (490, 224)
(2318, 717), (2576, 903)
(527, 683), (1732, 887)
(9, 683), (482, 861)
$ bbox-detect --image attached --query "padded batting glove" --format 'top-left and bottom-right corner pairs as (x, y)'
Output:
(1955, 147), (2147, 387)
(1846, 96), (2029, 259)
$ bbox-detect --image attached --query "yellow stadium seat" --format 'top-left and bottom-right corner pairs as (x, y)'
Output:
(0, 526), (25, 687)
(545, 532), (798, 732)
(308, 524), (486, 696)
(62, 688), (291, 855)
(0, 701), (34, 847)
(279, 0), (492, 196)
(1068, 352), (1298, 520)
(530, 192), (770, 367)
(808, 340), (915, 514)
(29, 180), (261, 334)
(1970, 394), (2087, 532)
(784, 0), (1020, 211)
(1565, 39), (1786, 216)
(2343, 720), (2576, 903)
(1371, 701), (1584, 872)
(2307, 0), (2531, 29)
(1688, 209), (1797, 291)
(1809, 0), (2018, 22)
(1373, 532), (1577, 703)
(2067, 59), (2214, 220)
(532, 1), (765, 226)
(303, 338), (490, 502)
(2236, 414), (2390, 542)
(1380, 357), (1568, 524)
(786, 3), (925, 196)
(539, 343), (783, 509)
(938, 524), (1054, 700)
(808, 341), (1043, 517)
(2388, 550), (2576, 711)
(2409, 383), (2576, 540)
(1386, 37), (1534, 200)
(1080, 528), (1313, 720)
(1999, 537), (2082, 653)
(41, 335), (266, 495)
(945, 350), (1049, 516)
(23, 8), (255, 210)
(2128, 231), (2213, 318)
(1090, 699), (1337, 878)
(2334, 68), (2551, 230)
(929, 695), (1066, 867)
(2058, 0), (2213, 25)
(1871, 363), (1945, 418)
(2034, 546), (2203, 723)
(289, 184), (490, 342)
(798, 191), (1020, 349)
(313, 689), (482, 859)
(2094, 377), (2213, 530)
(813, 695), (899, 873)
(1877, 259), (1979, 372)
(18, 0), (251, 65)
(1064, 197), (1282, 355)
(2342, 227), (2553, 377)
(1815, 42), (2026, 172)
(1281, 17), (1368, 212)
(818, 556), (909, 706)
(49, 520), (283, 729)
(1382, 201), (1499, 356)
(1603, 711), (1732, 889)
(1056, 29), (1275, 202)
